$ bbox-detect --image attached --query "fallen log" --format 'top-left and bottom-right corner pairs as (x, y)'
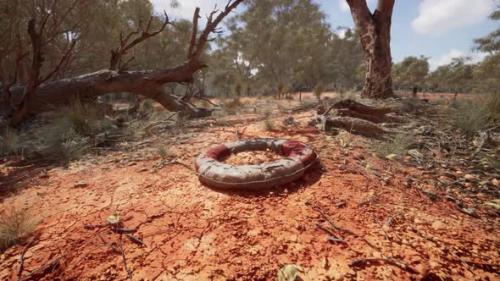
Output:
(320, 99), (394, 123)
(318, 116), (387, 138)
(6, 67), (210, 119)
(331, 99), (393, 115)
(2, 1), (244, 124)
(336, 108), (385, 123)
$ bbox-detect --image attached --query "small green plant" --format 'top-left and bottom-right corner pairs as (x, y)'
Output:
(314, 83), (324, 101)
(373, 133), (414, 158)
(0, 208), (37, 252)
(448, 93), (499, 134)
(139, 99), (154, 113)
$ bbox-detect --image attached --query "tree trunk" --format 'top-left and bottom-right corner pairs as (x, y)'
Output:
(347, 0), (395, 98)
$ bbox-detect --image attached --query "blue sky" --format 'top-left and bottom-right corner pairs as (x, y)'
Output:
(152, 0), (498, 70)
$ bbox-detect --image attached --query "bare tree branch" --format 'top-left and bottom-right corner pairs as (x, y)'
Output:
(110, 11), (171, 71)
(189, 0), (244, 62)
(188, 8), (201, 59)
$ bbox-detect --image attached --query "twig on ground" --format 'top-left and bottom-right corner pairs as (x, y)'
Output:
(119, 236), (133, 281)
(311, 203), (380, 250)
(114, 228), (137, 234)
(316, 224), (347, 244)
(20, 257), (61, 281)
(17, 239), (36, 281)
(350, 257), (418, 274)
(126, 234), (145, 247)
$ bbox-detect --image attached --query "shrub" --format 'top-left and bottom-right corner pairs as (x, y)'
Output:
(448, 93), (500, 134)
(139, 99), (154, 113)
(0, 208), (37, 252)
(39, 101), (115, 161)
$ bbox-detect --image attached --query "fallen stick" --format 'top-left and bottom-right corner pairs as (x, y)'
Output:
(350, 257), (418, 274)
(312, 204), (380, 251)
(316, 224), (347, 244)
(126, 234), (146, 247)
(16, 239), (35, 281)
(323, 116), (388, 138)
(119, 236), (133, 281)
(20, 257), (61, 281)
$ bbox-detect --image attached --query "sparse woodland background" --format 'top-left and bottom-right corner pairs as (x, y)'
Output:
(1, 0), (498, 101)
(0, 0), (498, 160)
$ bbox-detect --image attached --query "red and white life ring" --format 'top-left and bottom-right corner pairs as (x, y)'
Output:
(194, 138), (317, 190)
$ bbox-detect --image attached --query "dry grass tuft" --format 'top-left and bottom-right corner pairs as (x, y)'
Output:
(262, 110), (276, 131)
(372, 132), (414, 158)
(0, 208), (37, 252)
(449, 93), (500, 134)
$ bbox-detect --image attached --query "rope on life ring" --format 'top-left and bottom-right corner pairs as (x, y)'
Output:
(194, 138), (318, 190)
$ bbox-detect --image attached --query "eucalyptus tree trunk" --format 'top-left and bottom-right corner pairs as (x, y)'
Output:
(347, 0), (395, 98)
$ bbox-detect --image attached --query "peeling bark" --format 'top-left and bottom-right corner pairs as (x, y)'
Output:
(347, 0), (395, 98)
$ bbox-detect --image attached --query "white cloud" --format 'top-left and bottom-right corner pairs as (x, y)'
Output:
(339, 0), (350, 12)
(151, 0), (229, 19)
(412, 0), (494, 35)
(429, 49), (487, 70)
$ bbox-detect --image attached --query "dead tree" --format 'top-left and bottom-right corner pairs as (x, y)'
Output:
(346, 0), (395, 98)
(3, 0), (245, 125)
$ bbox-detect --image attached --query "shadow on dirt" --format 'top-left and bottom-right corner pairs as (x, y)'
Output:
(203, 160), (324, 198)
(0, 157), (55, 203)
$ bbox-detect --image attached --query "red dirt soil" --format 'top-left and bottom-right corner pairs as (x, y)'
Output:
(223, 150), (282, 165)
(0, 110), (498, 281)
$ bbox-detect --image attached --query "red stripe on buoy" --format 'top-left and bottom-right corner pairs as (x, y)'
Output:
(282, 140), (316, 165)
(205, 144), (230, 160)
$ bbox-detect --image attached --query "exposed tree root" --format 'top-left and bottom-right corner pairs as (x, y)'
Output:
(314, 99), (393, 138)
(322, 116), (387, 138)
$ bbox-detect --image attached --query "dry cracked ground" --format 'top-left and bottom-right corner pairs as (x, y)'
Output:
(0, 95), (499, 281)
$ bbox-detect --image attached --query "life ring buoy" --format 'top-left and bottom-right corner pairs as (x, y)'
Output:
(194, 138), (317, 190)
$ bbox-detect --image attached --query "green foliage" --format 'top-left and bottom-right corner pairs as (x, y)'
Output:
(0, 208), (37, 252)
(473, 53), (500, 94)
(426, 57), (475, 93)
(474, 8), (500, 53)
(449, 93), (500, 134)
(393, 56), (429, 89)
(206, 0), (363, 97)
(373, 133), (414, 158)
(139, 99), (154, 113)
